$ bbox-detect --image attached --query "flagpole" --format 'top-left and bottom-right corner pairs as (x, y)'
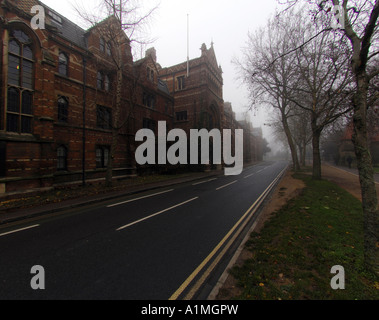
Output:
(187, 13), (189, 77)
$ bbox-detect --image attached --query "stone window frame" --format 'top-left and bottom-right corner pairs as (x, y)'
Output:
(57, 145), (68, 171)
(57, 96), (69, 123)
(96, 146), (110, 168)
(6, 29), (35, 134)
(58, 51), (69, 76)
(177, 76), (185, 91)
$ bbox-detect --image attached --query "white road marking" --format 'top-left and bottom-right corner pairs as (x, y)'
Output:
(216, 180), (238, 191)
(107, 189), (175, 208)
(116, 197), (199, 231)
(0, 225), (40, 238)
(192, 178), (217, 186)
(244, 169), (264, 179)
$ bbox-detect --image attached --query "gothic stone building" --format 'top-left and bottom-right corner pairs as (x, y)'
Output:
(159, 44), (263, 167)
(159, 43), (224, 134)
(0, 0), (264, 195)
(158, 43), (225, 169)
(0, 0), (174, 194)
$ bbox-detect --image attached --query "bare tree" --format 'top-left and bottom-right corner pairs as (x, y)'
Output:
(235, 11), (302, 171)
(76, 0), (157, 187)
(286, 13), (354, 179)
(278, 0), (379, 273)
(289, 108), (312, 166)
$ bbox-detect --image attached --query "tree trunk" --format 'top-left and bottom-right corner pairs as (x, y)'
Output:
(301, 139), (307, 167)
(282, 111), (300, 171)
(298, 143), (304, 167)
(311, 114), (322, 180)
(106, 47), (123, 188)
(352, 72), (378, 274)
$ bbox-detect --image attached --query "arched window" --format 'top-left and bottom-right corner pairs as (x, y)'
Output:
(57, 146), (68, 171)
(7, 29), (34, 133)
(58, 97), (68, 122)
(58, 52), (68, 76)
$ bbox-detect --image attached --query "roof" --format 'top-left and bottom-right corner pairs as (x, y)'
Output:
(40, 2), (87, 48)
(158, 79), (170, 95)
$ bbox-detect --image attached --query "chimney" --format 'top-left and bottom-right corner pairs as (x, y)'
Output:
(145, 47), (157, 63)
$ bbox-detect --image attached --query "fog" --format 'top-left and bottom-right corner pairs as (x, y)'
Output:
(40, 0), (285, 152)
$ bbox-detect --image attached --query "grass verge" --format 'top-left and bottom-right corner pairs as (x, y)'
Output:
(229, 173), (378, 300)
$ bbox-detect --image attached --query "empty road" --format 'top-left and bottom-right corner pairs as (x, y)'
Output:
(0, 161), (288, 300)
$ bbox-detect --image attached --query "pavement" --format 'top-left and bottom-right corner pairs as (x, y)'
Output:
(322, 163), (379, 201)
(0, 170), (224, 226)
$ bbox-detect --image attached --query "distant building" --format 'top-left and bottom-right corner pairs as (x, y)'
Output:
(159, 44), (264, 168)
(339, 111), (379, 167)
(159, 43), (224, 134)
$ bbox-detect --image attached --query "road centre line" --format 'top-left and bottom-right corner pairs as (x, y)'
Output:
(192, 178), (217, 186)
(216, 180), (238, 191)
(116, 197), (199, 231)
(107, 189), (175, 208)
(244, 169), (263, 179)
(0, 225), (40, 238)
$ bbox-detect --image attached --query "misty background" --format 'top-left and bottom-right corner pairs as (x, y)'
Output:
(40, 0), (286, 158)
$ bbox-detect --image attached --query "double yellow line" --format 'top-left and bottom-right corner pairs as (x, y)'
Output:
(169, 167), (287, 300)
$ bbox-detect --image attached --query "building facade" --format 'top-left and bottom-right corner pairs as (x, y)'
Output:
(0, 0), (265, 195)
(159, 43), (224, 134)
(0, 0), (174, 193)
(159, 46), (263, 168)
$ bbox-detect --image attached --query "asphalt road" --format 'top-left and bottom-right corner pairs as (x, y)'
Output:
(0, 161), (288, 300)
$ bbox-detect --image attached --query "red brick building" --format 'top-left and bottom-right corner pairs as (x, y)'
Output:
(0, 0), (265, 195)
(0, 0), (174, 193)
(159, 42), (226, 170)
(339, 109), (379, 167)
(159, 46), (264, 168)
(159, 43), (224, 134)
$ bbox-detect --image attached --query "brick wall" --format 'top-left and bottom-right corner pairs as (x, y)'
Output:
(0, 2), (175, 193)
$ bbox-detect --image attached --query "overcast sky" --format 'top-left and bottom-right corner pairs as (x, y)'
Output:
(40, 0), (283, 137)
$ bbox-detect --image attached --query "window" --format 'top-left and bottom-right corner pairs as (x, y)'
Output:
(176, 111), (188, 121)
(177, 76), (185, 90)
(96, 105), (112, 130)
(104, 75), (110, 91)
(57, 146), (67, 171)
(143, 92), (156, 109)
(58, 52), (68, 76)
(7, 29), (34, 134)
(48, 11), (63, 26)
(97, 72), (104, 90)
(147, 67), (154, 82)
(58, 97), (68, 122)
(96, 146), (109, 168)
(143, 118), (156, 131)
(100, 38), (105, 53)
